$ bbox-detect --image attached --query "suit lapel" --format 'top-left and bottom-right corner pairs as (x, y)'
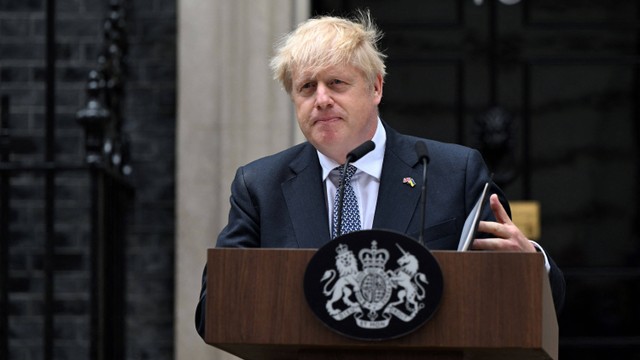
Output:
(373, 127), (422, 233)
(282, 145), (331, 248)
(281, 126), (423, 246)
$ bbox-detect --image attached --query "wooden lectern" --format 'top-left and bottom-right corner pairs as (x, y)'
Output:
(205, 249), (558, 360)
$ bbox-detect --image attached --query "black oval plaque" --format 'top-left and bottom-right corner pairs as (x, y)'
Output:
(303, 229), (443, 341)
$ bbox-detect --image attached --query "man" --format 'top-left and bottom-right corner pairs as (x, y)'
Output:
(196, 11), (565, 338)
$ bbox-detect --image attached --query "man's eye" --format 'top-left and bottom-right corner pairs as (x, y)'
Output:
(331, 79), (349, 89)
(299, 82), (315, 92)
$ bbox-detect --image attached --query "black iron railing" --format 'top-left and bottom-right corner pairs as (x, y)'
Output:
(0, 1), (132, 359)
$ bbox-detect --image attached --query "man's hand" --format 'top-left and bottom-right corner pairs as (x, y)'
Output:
(473, 194), (536, 253)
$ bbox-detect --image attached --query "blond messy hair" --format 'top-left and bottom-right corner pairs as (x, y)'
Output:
(270, 10), (387, 94)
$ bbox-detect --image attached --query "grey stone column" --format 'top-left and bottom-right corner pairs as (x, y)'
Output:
(175, 1), (309, 359)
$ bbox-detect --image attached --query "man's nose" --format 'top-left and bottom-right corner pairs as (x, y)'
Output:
(314, 83), (334, 109)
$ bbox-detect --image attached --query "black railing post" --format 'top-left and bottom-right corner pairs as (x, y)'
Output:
(0, 95), (10, 360)
(77, 69), (110, 360)
(77, 2), (129, 357)
(89, 168), (105, 360)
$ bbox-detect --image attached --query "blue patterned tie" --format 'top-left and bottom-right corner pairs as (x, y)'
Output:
(332, 164), (360, 239)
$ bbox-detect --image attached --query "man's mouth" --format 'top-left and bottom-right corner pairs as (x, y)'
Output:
(313, 116), (342, 124)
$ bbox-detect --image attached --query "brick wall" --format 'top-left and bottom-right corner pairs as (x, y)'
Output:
(0, 0), (176, 359)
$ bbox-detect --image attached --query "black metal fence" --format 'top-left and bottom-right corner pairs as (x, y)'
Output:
(0, 1), (132, 359)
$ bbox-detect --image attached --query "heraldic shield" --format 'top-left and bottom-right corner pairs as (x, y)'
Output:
(304, 230), (443, 341)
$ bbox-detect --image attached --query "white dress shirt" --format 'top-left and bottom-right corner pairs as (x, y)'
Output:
(318, 118), (386, 233)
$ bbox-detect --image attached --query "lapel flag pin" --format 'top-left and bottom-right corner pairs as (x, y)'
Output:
(403, 177), (416, 187)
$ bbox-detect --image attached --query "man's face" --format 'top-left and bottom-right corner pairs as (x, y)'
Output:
(291, 64), (383, 163)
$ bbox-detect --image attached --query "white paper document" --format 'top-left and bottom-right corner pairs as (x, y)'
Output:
(457, 182), (489, 251)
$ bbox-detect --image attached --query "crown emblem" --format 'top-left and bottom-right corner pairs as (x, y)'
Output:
(358, 240), (389, 269)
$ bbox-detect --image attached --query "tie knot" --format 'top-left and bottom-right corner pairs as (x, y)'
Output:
(336, 164), (358, 182)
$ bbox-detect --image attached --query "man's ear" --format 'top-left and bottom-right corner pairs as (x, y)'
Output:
(373, 73), (383, 102)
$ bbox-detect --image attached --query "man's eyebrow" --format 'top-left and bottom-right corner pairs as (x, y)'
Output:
(294, 73), (314, 83)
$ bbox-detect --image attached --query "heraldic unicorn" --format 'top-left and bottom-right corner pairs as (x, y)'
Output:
(320, 241), (430, 329)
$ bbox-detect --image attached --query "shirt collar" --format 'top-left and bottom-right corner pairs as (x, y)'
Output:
(318, 118), (387, 181)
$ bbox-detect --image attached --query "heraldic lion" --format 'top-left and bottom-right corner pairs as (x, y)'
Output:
(321, 245), (361, 316)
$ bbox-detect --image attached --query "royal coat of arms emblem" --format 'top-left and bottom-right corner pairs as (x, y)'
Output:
(304, 230), (443, 341)
(322, 241), (429, 328)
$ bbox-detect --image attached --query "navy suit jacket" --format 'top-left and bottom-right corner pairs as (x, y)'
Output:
(195, 124), (565, 337)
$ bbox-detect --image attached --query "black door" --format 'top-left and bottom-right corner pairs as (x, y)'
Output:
(313, 1), (640, 358)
